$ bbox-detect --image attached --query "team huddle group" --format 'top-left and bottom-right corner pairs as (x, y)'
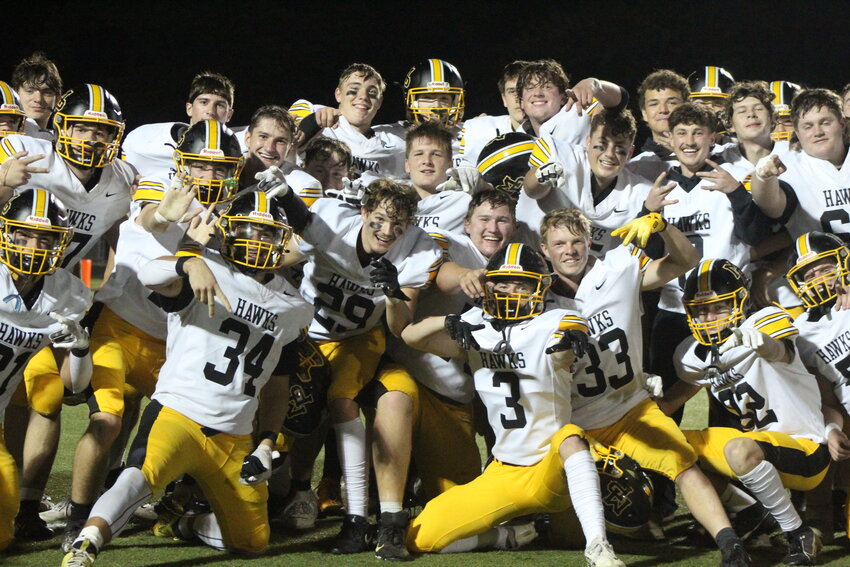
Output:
(0, 51), (848, 567)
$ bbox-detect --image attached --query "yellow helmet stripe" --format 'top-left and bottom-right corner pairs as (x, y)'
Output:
(478, 141), (536, 172)
(697, 259), (714, 292)
(0, 82), (13, 105)
(256, 189), (268, 212)
(505, 242), (522, 265)
(772, 81), (783, 102)
(430, 59), (442, 83)
(796, 234), (810, 257)
(207, 120), (219, 150)
(707, 66), (717, 88)
(88, 84), (104, 113)
(33, 188), (47, 218)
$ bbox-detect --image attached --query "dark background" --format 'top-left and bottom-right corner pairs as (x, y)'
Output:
(6, 2), (849, 145)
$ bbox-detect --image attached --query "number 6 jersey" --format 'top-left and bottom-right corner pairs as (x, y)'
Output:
(674, 306), (825, 443)
(149, 250), (313, 435)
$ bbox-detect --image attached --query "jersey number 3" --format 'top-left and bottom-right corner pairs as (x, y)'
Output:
(493, 371), (527, 429)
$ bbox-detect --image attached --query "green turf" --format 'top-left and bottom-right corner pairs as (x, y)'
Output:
(5, 391), (850, 566)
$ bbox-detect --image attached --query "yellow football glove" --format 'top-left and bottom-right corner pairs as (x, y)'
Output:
(611, 213), (667, 248)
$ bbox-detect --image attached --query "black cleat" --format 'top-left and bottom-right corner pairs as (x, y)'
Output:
(720, 541), (751, 567)
(783, 526), (821, 565)
(375, 511), (412, 561)
(331, 514), (373, 554)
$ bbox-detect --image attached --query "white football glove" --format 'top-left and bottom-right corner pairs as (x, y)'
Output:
(48, 312), (89, 351)
(239, 444), (273, 485)
(718, 327), (765, 354)
(255, 166), (290, 198)
(340, 177), (365, 205)
(535, 161), (565, 189)
(435, 166), (481, 194)
(642, 373), (664, 398)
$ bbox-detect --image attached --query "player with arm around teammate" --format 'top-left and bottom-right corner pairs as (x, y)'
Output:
(60, 190), (313, 566)
(401, 242), (624, 567)
(660, 259), (830, 566)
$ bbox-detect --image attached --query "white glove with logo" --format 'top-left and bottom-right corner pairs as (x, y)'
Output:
(642, 373), (664, 398)
(535, 161), (565, 189)
(48, 312), (89, 351)
(239, 444), (273, 485)
(255, 166), (290, 198)
(436, 166), (481, 194)
(718, 327), (765, 354)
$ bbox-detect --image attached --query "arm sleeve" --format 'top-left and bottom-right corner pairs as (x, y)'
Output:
(148, 279), (194, 313)
(727, 185), (780, 246)
(273, 191), (312, 235)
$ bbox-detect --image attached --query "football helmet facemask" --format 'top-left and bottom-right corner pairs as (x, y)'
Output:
(483, 243), (551, 320)
(174, 119), (244, 205)
(0, 81), (26, 137)
(217, 190), (291, 274)
(683, 259), (749, 346)
(0, 188), (72, 276)
(53, 84), (124, 168)
(404, 59), (465, 127)
(477, 132), (536, 196)
(786, 231), (850, 309)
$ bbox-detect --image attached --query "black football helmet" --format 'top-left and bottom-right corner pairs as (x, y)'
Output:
(283, 337), (330, 437)
(483, 243), (551, 320)
(0, 81), (26, 137)
(217, 190), (291, 274)
(770, 81), (801, 142)
(683, 259), (749, 346)
(404, 59), (465, 127)
(53, 84), (124, 168)
(786, 231), (850, 310)
(0, 188), (73, 276)
(592, 443), (654, 534)
(477, 132), (536, 196)
(174, 119), (243, 205)
(688, 66), (735, 100)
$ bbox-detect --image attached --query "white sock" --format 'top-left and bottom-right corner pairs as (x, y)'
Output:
(721, 483), (758, 513)
(737, 460), (802, 532)
(89, 467), (152, 538)
(564, 451), (606, 544)
(189, 512), (226, 551)
(380, 501), (402, 514)
(438, 533), (481, 553)
(77, 525), (105, 552)
(335, 417), (368, 517)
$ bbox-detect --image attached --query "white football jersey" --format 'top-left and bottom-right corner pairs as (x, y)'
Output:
(151, 250), (312, 435)
(463, 307), (586, 465)
(386, 231), (486, 403)
(298, 198), (442, 342)
(414, 191), (471, 235)
(657, 168), (752, 313)
(517, 137), (652, 254)
(22, 118), (55, 142)
(0, 135), (134, 268)
(795, 307), (850, 414)
(327, 116), (408, 181)
(459, 114), (516, 166)
(276, 161), (323, 205)
(521, 102), (596, 145)
(94, 180), (188, 340)
(0, 265), (91, 418)
(777, 149), (850, 240)
(717, 141), (792, 185)
(122, 121), (187, 180)
(548, 247), (651, 429)
(675, 306), (824, 442)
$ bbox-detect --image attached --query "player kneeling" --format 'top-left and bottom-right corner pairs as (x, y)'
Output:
(660, 259), (829, 566)
(402, 243), (624, 567)
(60, 191), (312, 566)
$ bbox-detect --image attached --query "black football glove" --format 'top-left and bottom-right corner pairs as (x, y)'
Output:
(444, 314), (484, 350)
(545, 329), (588, 358)
(370, 257), (410, 301)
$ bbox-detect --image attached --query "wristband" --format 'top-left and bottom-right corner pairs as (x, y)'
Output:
(825, 422), (842, 438)
(71, 346), (90, 358)
(258, 430), (277, 443)
(175, 256), (191, 277)
(154, 209), (169, 224)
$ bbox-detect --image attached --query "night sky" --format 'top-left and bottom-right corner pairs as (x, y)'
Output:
(7, 2), (850, 145)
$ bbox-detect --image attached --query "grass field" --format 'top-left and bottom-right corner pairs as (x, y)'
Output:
(5, 391), (850, 566)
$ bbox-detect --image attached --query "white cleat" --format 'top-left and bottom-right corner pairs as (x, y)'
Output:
(496, 521), (538, 550)
(585, 536), (625, 567)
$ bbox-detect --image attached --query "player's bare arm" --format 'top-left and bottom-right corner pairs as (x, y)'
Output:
(749, 154), (788, 219)
(564, 78), (623, 115)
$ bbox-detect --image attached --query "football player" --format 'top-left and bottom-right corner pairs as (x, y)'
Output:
(122, 71), (235, 179)
(770, 81), (801, 142)
(272, 178), (442, 554)
(628, 69), (689, 181)
(0, 82), (26, 139)
(291, 63), (407, 182)
(57, 119), (244, 551)
(61, 191), (313, 566)
(0, 84), (135, 541)
(748, 88), (850, 242)
(459, 60), (529, 166)
(401, 243), (624, 566)
(516, 59), (626, 144)
(539, 208), (752, 566)
(11, 52), (62, 139)
(301, 137), (353, 203)
(519, 108), (654, 253)
(662, 258), (830, 565)
(0, 189), (92, 551)
(688, 66), (736, 115)
(407, 121), (475, 234)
